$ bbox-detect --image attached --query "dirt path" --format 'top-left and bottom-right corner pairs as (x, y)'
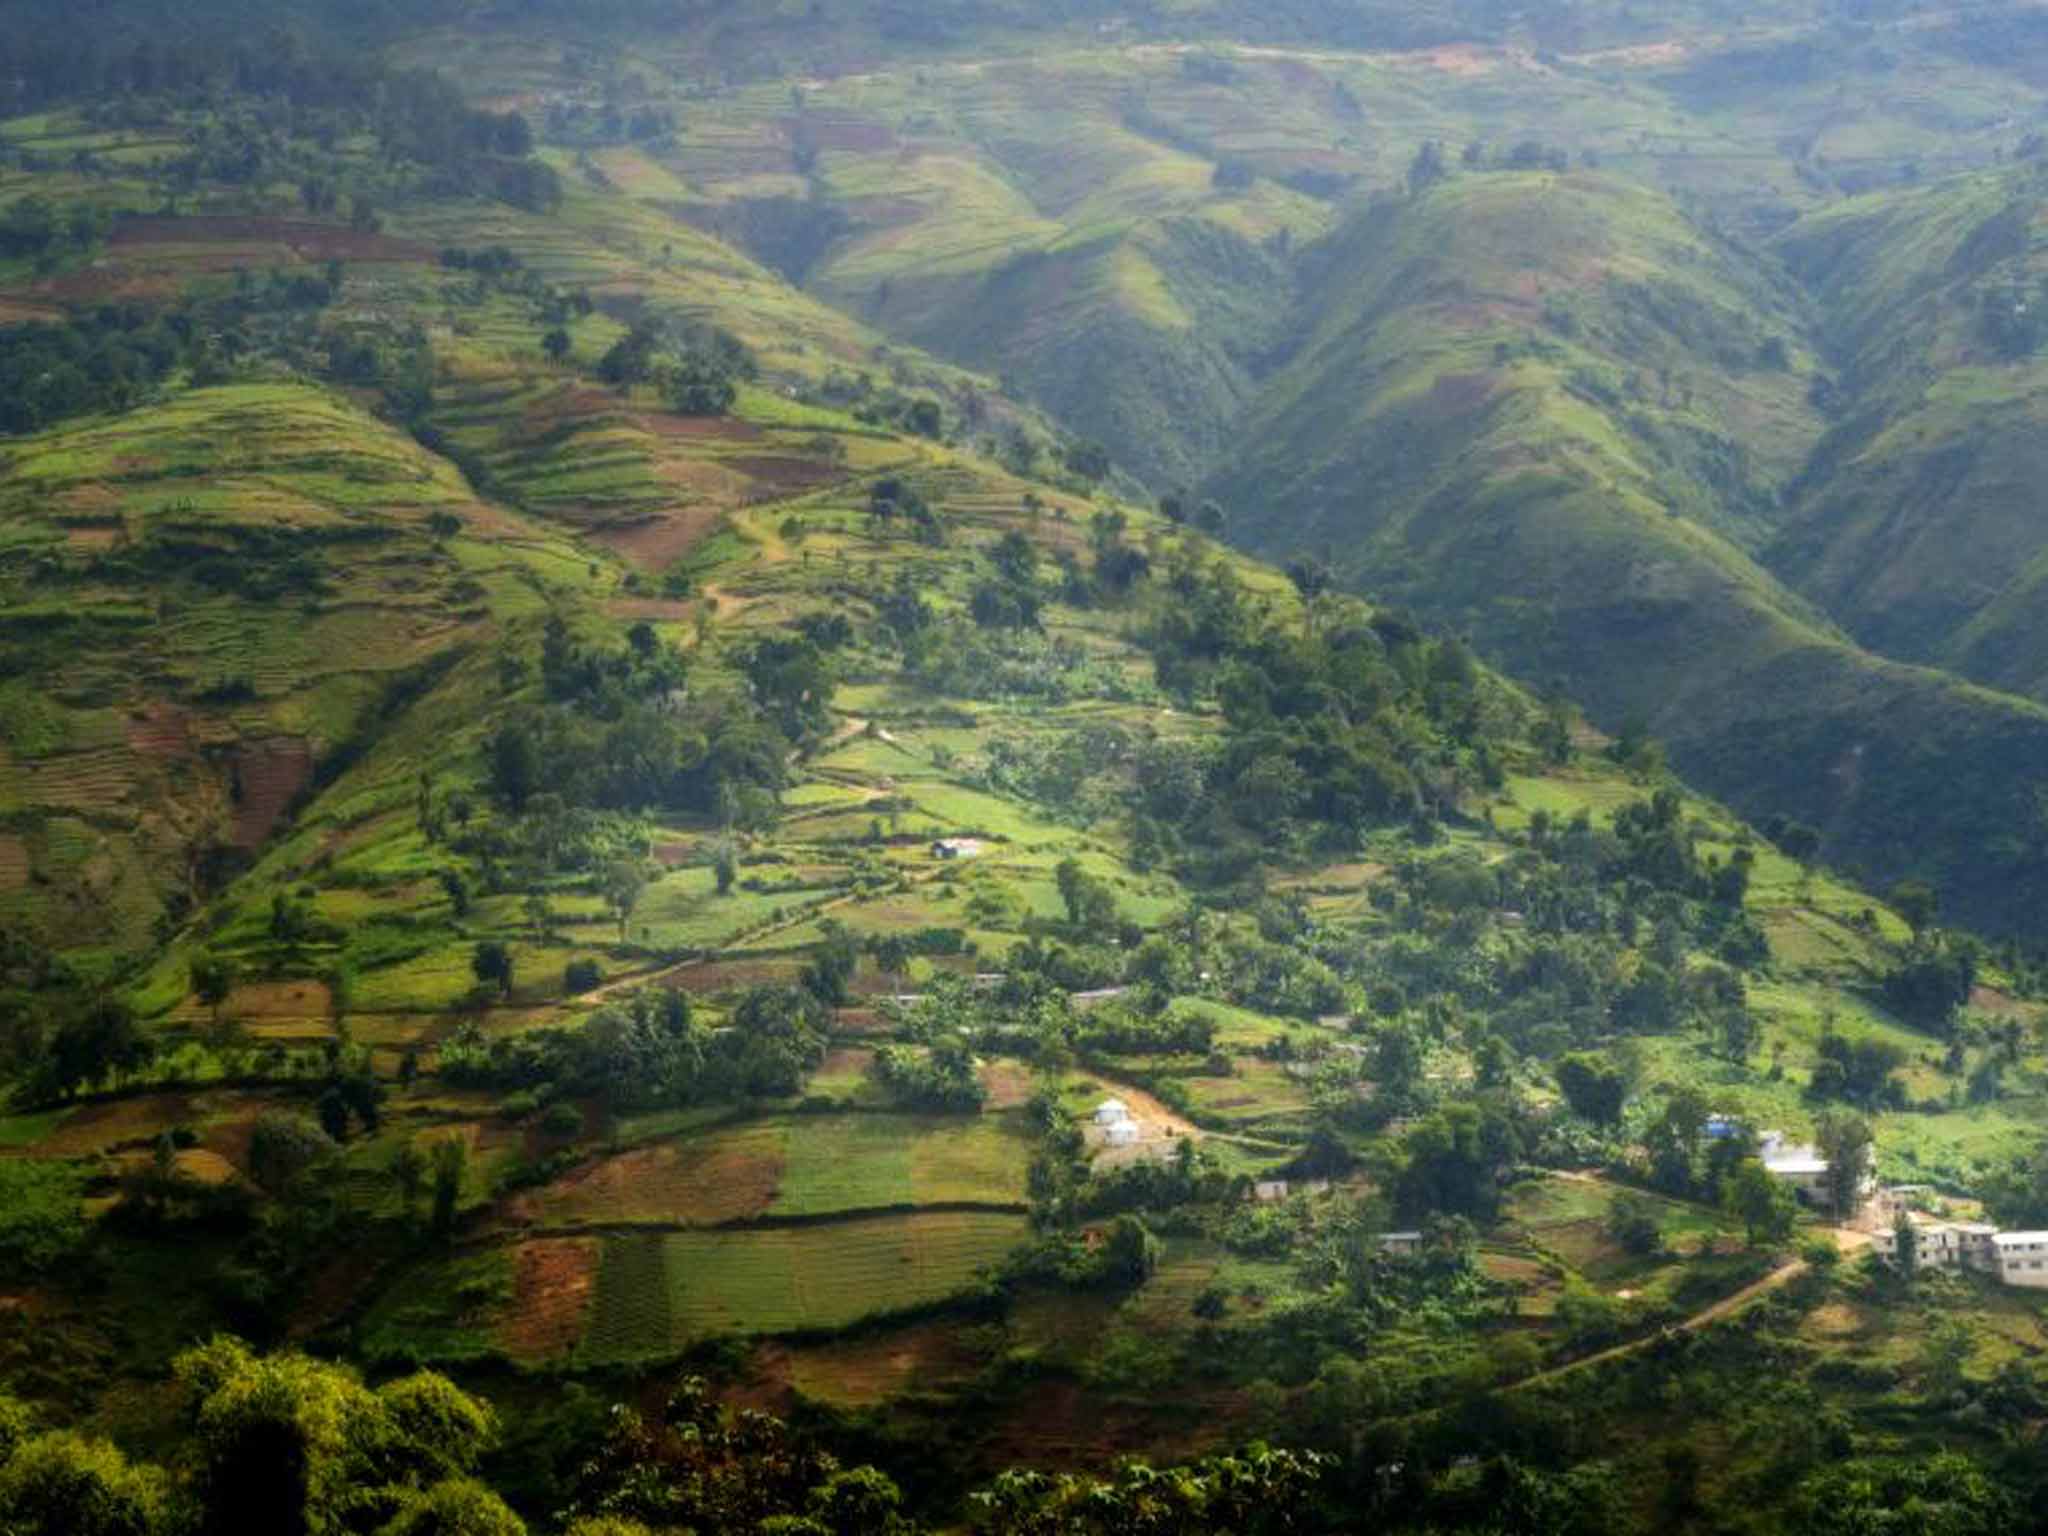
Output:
(1507, 1226), (1872, 1393)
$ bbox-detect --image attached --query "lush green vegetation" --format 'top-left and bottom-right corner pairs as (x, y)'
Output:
(3, 3), (2048, 1534)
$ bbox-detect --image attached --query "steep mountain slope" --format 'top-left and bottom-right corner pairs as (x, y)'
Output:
(407, 5), (2048, 486)
(1208, 169), (2048, 932)
(1769, 164), (2048, 697)
(0, 382), (602, 973)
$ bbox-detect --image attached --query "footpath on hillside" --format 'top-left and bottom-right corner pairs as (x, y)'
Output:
(1506, 1227), (1873, 1393)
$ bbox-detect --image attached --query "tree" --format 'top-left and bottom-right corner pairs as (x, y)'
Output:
(972, 1449), (1327, 1536)
(471, 942), (514, 999)
(1098, 1214), (1161, 1287)
(1881, 937), (1977, 1033)
(1892, 1209), (1919, 1284)
(1054, 858), (1117, 931)
(1554, 1051), (1628, 1125)
(0, 1162), (86, 1279)
(1890, 878), (1938, 936)
(1713, 1005), (1761, 1065)
(541, 327), (572, 364)
(1919, 1317), (1976, 1399)
(602, 860), (649, 944)
(392, 1142), (429, 1216)
(1645, 1086), (1707, 1195)
(430, 1137), (468, 1238)
(1394, 1102), (1520, 1223)
(1815, 1110), (1874, 1220)
(316, 1088), (352, 1144)
(192, 953), (236, 1027)
(174, 1337), (505, 1536)
(380, 1479), (526, 1536)
(870, 934), (913, 995)
(0, 1430), (172, 1536)
(247, 1113), (337, 1196)
(1791, 1453), (2014, 1536)
(38, 999), (154, 1101)
(664, 352), (737, 416)
(1982, 1138), (2048, 1229)
(1604, 1191), (1663, 1256)
(1722, 1157), (1796, 1246)
(1407, 138), (1449, 193)
(711, 840), (738, 896)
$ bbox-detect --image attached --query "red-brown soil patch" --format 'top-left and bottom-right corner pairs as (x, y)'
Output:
(62, 525), (122, 551)
(1970, 985), (2035, 1018)
(817, 1045), (875, 1081)
(319, 810), (400, 861)
(775, 1318), (987, 1408)
(223, 979), (333, 1021)
(606, 599), (695, 623)
(124, 701), (192, 757)
(0, 836), (29, 892)
(830, 1008), (891, 1037)
(731, 455), (846, 501)
(505, 1129), (783, 1229)
(979, 1060), (1035, 1111)
(1429, 370), (1500, 414)
(110, 216), (434, 264)
(980, 1379), (1246, 1471)
(591, 507), (728, 570)
(39, 1094), (200, 1156)
(230, 737), (314, 849)
(29, 268), (180, 305)
(292, 1245), (398, 1339)
(782, 114), (899, 153)
(667, 957), (796, 991)
(651, 838), (702, 868)
(499, 1238), (600, 1361)
(637, 412), (763, 443)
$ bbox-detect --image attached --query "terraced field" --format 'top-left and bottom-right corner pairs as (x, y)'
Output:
(524, 1209), (1028, 1364)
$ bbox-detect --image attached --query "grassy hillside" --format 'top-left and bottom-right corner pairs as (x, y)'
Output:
(1207, 168), (2048, 934)
(1769, 164), (2048, 697)
(0, 381), (608, 975)
(0, 13), (2046, 1531)
(391, 2), (2048, 489)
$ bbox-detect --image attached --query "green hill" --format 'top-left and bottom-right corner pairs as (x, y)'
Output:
(1768, 165), (2048, 698)
(1206, 168), (2048, 933)
(1, 10), (2048, 1534)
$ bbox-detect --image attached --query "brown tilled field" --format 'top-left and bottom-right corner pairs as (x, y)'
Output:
(499, 1238), (600, 1360)
(229, 738), (315, 850)
(506, 1123), (786, 1229)
(591, 506), (732, 570)
(109, 216), (435, 263)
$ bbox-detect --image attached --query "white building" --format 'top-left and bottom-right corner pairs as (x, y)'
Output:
(1380, 1231), (1423, 1257)
(1757, 1130), (1875, 1208)
(1992, 1232), (2048, 1289)
(1760, 1138), (1833, 1205)
(1101, 1118), (1140, 1148)
(1093, 1098), (1132, 1126)
(1880, 1219), (1999, 1273)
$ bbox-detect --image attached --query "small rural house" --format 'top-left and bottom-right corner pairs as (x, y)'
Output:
(1757, 1130), (1874, 1206)
(1380, 1231), (1424, 1257)
(1991, 1233), (2048, 1288)
(1094, 1098), (1140, 1147)
(1880, 1220), (1999, 1274)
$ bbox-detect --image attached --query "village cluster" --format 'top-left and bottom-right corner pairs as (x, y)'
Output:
(1092, 1099), (2047, 1286)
